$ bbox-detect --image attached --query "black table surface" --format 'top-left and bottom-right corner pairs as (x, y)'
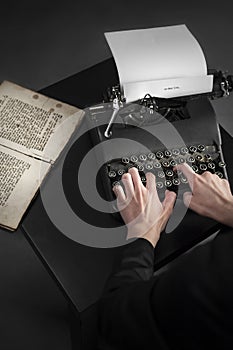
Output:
(22, 58), (233, 312)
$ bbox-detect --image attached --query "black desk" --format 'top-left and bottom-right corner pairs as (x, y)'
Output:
(22, 58), (233, 313)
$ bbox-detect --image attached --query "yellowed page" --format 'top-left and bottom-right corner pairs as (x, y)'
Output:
(0, 145), (50, 230)
(0, 81), (84, 163)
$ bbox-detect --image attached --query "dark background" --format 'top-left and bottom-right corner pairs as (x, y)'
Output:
(0, 1), (233, 349)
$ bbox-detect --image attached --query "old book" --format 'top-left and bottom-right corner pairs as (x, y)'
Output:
(0, 81), (84, 231)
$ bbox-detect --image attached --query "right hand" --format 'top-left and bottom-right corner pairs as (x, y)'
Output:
(177, 163), (233, 228)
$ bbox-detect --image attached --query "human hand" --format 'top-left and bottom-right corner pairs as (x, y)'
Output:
(113, 167), (177, 247)
(177, 163), (233, 227)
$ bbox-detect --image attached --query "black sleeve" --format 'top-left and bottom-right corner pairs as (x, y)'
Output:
(98, 238), (170, 350)
(102, 238), (154, 293)
(98, 228), (233, 350)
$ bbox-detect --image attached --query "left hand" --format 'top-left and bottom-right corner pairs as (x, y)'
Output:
(113, 167), (177, 247)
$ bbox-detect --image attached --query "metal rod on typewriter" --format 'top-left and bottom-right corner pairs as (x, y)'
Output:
(104, 98), (123, 138)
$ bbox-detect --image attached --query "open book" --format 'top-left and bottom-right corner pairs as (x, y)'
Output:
(0, 81), (84, 231)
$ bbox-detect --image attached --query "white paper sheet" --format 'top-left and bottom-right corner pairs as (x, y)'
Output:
(105, 25), (213, 101)
(123, 75), (213, 101)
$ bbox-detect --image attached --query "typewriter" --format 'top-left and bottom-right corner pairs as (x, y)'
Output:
(87, 70), (233, 221)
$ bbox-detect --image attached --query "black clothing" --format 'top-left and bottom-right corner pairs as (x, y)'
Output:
(98, 226), (233, 350)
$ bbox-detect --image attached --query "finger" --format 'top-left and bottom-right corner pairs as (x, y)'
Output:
(128, 167), (143, 193)
(121, 172), (134, 200)
(222, 178), (231, 189)
(183, 191), (203, 214)
(176, 163), (196, 188)
(201, 170), (212, 178)
(113, 183), (126, 202)
(162, 190), (177, 216)
(145, 171), (156, 192)
(183, 191), (193, 208)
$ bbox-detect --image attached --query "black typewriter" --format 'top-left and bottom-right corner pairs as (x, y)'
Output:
(86, 70), (232, 220)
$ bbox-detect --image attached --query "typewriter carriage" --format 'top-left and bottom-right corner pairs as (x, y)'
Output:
(102, 70), (233, 138)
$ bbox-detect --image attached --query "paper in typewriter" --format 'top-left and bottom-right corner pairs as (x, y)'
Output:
(105, 25), (213, 101)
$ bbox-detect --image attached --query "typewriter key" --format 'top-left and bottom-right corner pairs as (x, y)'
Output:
(117, 169), (125, 176)
(170, 159), (177, 167)
(145, 163), (153, 170)
(208, 162), (215, 170)
(166, 170), (173, 177)
(200, 164), (207, 171)
(189, 146), (197, 153)
(156, 182), (164, 189)
(180, 147), (189, 154)
(195, 154), (203, 161)
(165, 180), (172, 187)
(173, 178), (180, 186)
(158, 171), (165, 178)
(153, 162), (161, 169)
(137, 164), (144, 172)
(218, 161), (226, 167)
(156, 151), (164, 159)
(180, 176), (188, 184)
(141, 176), (146, 182)
(205, 154), (211, 161)
(108, 171), (116, 178)
(112, 181), (121, 188)
(122, 157), (129, 164)
(130, 155), (138, 163)
(178, 157), (185, 164)
(215, 171), (224, 178)
(139, 154), (147, 161)
(162, 160), (169, 168)
(192, 165), (199, 173)
(187, 156), (195, 163)
(172, 148), (180, 156)
(148, 153), (156, 160)
(165, 150), (172, 157)
(198, 144), (205, 152)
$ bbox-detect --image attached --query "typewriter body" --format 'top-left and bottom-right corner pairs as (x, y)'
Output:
(87, 70), (232, 221)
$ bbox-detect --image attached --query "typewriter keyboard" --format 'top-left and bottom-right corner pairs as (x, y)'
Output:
(105, 144), (226, 198)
